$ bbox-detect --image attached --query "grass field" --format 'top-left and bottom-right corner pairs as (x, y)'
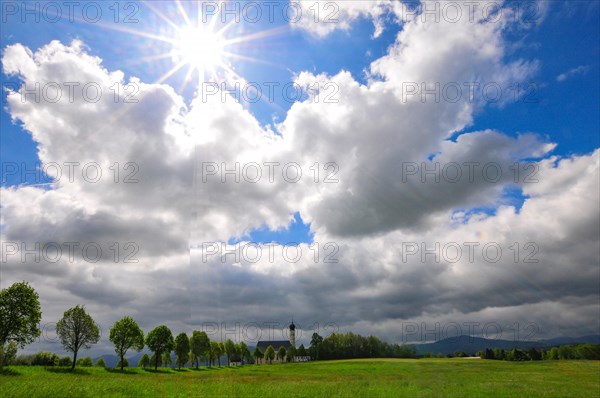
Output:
(1, 358), (599, 397)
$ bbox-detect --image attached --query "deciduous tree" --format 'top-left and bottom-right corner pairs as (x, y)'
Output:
(0, 282), (42, 355)
(224, 339), (236, 366)
(109, 316), (144, 371)
(145, 325), (174, 370)
(56, 305), (100, 370)
(253, 347), (263, 364)
(264, 345), (275, 364)
(190, 330), (210, 368)
(174, 332), (190, 369)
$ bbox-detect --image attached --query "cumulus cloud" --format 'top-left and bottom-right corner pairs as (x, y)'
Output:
(1, 0), (598, 356)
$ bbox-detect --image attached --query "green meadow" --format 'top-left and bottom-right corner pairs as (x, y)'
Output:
(1, 358), (598, 397)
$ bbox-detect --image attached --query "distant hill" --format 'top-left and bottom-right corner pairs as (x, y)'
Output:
(409, 335), (600, 356)
(540, 335), (600, 346)
(91, 335), (600, 365)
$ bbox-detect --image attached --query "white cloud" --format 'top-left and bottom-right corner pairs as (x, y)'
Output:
(557, 65), (592, 82)
(1, 0), (598, 356)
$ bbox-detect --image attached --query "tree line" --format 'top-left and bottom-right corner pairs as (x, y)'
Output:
(2, 282), (597, 369)
(308, 331), (417, 360)
(477, 345), (600, 361)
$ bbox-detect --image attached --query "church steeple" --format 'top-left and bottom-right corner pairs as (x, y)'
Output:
(289, 318), (296, 348)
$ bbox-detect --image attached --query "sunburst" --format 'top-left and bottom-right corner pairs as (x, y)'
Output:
(94, 1), (287, 92)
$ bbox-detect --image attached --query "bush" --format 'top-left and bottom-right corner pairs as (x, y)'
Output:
(12, 355), (34, 366)
(58, 356), (72, 366)
(0, 342), (18, 366)
(77, 356), (93, 367)
(96, 357), (106, 368)
(117, 357), (129, 368)
(32, 352), (59, 366)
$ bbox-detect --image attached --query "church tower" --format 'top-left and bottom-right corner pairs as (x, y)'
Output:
(289, 320), (296, 348)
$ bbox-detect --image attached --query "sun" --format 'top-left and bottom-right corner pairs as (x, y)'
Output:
(172, 26), (226, 77)
(99, 2), (287, 90)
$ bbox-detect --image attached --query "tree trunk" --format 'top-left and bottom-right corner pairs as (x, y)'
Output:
(71, 351), (77, 370)
(120, 353), (124, 371)
(155, 352), (159, 370)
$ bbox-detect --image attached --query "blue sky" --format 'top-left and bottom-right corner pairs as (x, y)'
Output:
(2, 1), (598, 245)
(1, 1), (599, 346)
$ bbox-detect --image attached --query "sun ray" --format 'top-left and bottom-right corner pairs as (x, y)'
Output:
(141, 0), (181, 32)
(175, 0), (192, 27)
(126, 52), (174, 67)
(155, 61), (188, 85)
(94, 22), (178, 45)
(223, 25), (290, 47)
(178, 65), (196, 94)
(222, 52), (286, 68)
(85, 1), (288, 91)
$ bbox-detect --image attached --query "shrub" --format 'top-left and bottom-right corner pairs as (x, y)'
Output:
(32, 352), (58, 366)
(12, 355), (34, 366)
(96, 357), (106, 368)
(76, 356), (93, 367)
(0, 342), (18, 366)
(58, 356), (72, 366)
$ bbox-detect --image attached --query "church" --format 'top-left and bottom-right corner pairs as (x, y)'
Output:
(256, 321), (306, 362)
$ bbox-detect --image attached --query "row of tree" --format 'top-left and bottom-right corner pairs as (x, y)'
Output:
(0, 281), (311, 370)
(478, 345), (600, 361)
(308, 332), (417, 360)
(3, 282), (597, 370)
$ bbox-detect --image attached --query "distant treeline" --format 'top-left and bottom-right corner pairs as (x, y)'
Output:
(477, 344), (600, 361)
(312, 332), (417, 360)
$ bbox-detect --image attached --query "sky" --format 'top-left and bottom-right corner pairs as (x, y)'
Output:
(0, 1), (599, 356)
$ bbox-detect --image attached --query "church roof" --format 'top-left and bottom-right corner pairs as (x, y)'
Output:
(256, 340), (291, 352)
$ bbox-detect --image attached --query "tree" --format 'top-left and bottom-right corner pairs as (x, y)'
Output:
(174, 332), (190, 369)
(138, 353), (150, 368)
(190, 331), (210, 368)
(96, 357), (106, 368)
(297, 344), (307, 357)
(218, 341), (225, 366)
(277, 346), (287, 362)
(145, 325), (174, 370)
(239, 342), (251, 365)
(224, 339), (236, 366)
(286, 346), (297, 362)
(0, 282), (42, 354)
(310, 332), (323, 360)
(56, 305), (100, 370)
(253, 347), (263, 364)
(162, 352), (172, 367)
(117, 357), (129, 368)
(210, 341), (220, 366)
(264, 345), (275, 364)
(109, 316), (144, 371)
